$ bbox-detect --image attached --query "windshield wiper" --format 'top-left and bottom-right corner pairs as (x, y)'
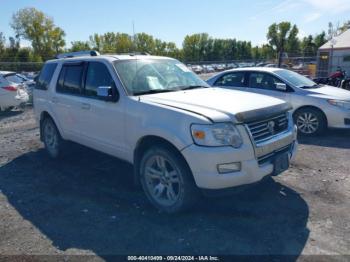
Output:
(298, 84), (319, 89)
(133, 89), (175, 96)
(178, 85), (209, 90)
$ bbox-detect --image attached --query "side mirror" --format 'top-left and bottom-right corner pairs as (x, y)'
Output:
(97, 85), (119, 102)
(275, 83), (287, 91)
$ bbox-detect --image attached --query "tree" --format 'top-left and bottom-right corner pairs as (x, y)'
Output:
(70, 41), (91, 52)
(301, 35), (316, 56)
(286, 25), (300, 55)
(135, 33), (155, 53)
(314, 31), (327, 49)
(11, 7), (65, 59)
(267, 22), (298, 67)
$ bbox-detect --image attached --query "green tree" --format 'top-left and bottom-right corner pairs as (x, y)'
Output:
(114, 33), (133, 53)
(70, 41), (91, 52)
(286, 25), (300, 55)
(301, 35), (316, 56)
(135, 33), (155, 53)
(267, 22), (298, 66)
(314, 31), (327, 49)
(11, 7), (66, 59)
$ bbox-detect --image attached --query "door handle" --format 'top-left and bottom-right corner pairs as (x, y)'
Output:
(51, 97), (58, 103)
(81, 103), (91, 110)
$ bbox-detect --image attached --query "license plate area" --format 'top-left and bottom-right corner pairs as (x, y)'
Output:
(273, 152), (290, 176)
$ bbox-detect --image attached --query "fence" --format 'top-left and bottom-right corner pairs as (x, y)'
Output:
(1, 54), (348, 79)
(0, 62), (43, 73)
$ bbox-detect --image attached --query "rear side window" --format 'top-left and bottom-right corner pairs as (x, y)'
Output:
(85, 62), (114, 97)
(56, 64), (84, 95)
(36, 63), (58, 90)
(215, 72), (246, 87)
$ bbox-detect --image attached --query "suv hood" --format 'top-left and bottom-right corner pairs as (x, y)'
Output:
(140, 87), (289, 123)
(306, 85), (350, 100)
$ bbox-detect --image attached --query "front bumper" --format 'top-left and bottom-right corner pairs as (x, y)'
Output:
(181, 126), (297, 190)
(324, 106), (350, 129)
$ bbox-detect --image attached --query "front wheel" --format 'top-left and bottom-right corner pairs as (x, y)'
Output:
(139, 146), (199, 213)
(294, 108), (326, 136)
(42, 117), (64, 159)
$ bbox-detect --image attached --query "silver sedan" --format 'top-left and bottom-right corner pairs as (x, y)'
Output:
(206, 68), (350, 136)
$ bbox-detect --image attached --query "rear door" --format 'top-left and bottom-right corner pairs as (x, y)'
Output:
(78, 61), (126, 158)
(213, 71), (248, 91)
(52, 62), (85, 141)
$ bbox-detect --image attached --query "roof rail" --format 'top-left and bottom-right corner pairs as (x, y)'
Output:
(118, 52), (150, 56)
(55, 50), (100, 59)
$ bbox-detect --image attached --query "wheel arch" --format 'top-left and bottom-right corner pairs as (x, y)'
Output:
(293, 105), (328, 127)
(133, 135), (194, 186)
(39, 111), (62, 141)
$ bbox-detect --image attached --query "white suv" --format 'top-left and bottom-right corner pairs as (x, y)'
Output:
(34, 51), (297, 213)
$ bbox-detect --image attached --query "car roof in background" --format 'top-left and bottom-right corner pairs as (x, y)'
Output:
(0, 71), (16, 76)
(223, 67), (283, 73)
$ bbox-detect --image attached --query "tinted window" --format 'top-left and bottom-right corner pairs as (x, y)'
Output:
(56, 64), (83, 94)
(35, 63), (58, 90)
(248, 72), (283, 90)
(215, 72), (246, 87)
(85, 62), (114, 97)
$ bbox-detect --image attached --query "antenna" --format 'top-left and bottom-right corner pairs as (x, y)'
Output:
(132, 20), (136, 52)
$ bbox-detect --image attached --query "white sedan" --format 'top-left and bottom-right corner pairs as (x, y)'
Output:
(0, 71), (29, 111)
(207, 67), (350, 136)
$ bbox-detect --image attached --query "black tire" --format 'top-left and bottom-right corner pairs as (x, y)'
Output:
(294, 108), (327, 136)
(41, 117), (64, 159)
(139, 145), (199, 213)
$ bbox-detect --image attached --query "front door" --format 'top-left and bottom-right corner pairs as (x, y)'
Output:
(78, 61), (126, 158)
(246, 71), (291, 103)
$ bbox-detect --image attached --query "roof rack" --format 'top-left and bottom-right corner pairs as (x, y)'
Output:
(118, 52), (150, 56)
(55, 50), (100, 59)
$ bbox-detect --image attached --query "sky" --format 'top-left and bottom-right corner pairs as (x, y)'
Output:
(1, 0), (350, 48)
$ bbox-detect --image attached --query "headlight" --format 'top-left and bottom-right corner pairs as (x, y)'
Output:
(191, 123), (243, 148)
(328, 99), (350, 110)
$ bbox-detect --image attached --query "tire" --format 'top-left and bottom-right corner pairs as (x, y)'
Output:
(41, 117), (64, 159)
(139, 145), (199, 213)
(294, 108), (327, 136)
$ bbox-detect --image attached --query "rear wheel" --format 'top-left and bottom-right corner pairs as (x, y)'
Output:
(294, 108), (326, 136)
(42, 117), (63, 159)
(139, 146), (199, 213)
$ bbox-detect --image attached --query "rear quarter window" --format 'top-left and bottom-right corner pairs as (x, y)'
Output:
(35, 63), (58, 90)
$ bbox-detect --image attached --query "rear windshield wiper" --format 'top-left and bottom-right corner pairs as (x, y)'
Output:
(133, 89), (175, 96)
(179, 85), (209, 90)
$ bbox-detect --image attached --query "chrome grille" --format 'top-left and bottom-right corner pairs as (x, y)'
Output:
(247, 113), (289, 143)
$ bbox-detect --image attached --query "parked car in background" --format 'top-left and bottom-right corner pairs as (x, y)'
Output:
(203, 65), (215, 73)
(34, 52), (297, 213)
(0, 71), (29, 111)
(207, 68), (350, 136)
(191, 65), (204, 74)
(16, 73), (36, 103)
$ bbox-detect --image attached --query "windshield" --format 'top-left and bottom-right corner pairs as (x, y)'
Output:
(274, 69), (317, 88)
(113, 59), (209, 95)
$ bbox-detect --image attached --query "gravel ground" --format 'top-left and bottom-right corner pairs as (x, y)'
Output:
(0, 107), (349, 261)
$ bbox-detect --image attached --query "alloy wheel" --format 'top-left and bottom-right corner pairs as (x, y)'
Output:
(296, 112), (319, 134)
(144, 154), (181, 207)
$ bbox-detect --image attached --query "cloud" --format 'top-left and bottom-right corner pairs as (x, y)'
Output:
(249, 0), (301, 20)
(304, 12), (321, 23)
(304, 0), (350, 14)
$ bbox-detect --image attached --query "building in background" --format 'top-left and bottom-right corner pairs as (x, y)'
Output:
(317, 28), (350, 77)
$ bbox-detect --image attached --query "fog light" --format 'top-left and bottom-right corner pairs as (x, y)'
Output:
(217, 162), (241, 174)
